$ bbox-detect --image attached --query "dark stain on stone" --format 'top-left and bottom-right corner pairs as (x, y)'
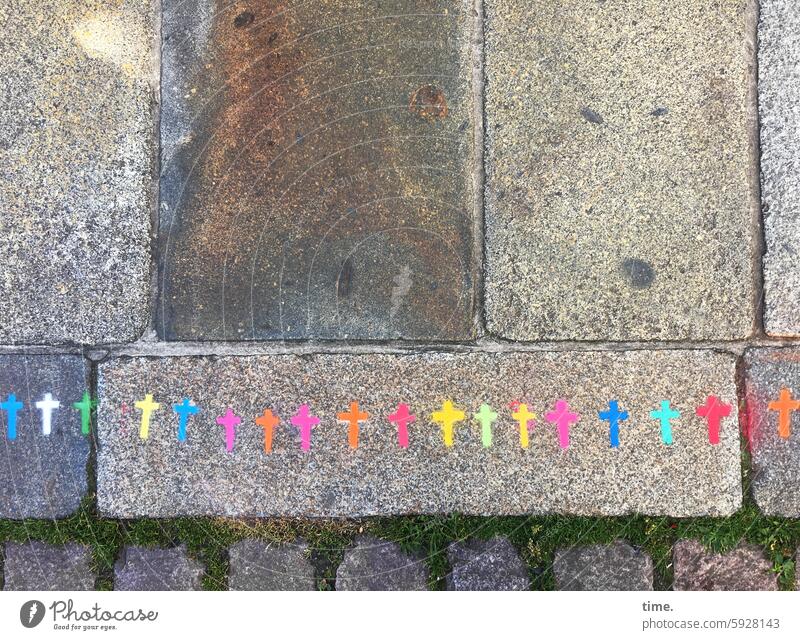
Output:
(580, 107), (604, 124)
(650, 107), (669, 117)
(337, 258), (354, 298)
(621, 258), (655, 289)
(234, 11), (255, 29)
(409, 84), (449, 121)
(268, 31), (279, 45)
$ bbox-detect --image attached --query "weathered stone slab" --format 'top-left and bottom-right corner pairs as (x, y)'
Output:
(114, 545), (204, 591)
(336, 536), (428, 591)
(553, 540), (653, 590)
(158, 0), (475, 341)
(3, 542), (95, 590)
(760, 1), (800, 335)
(96, 350), (740, 517)
(0, 355), (90, 519)
(743, 348), (800, 516)
(672, 540), (778, 591)
(228, 539), (315, 591)
(0, 0), (154, 344)
(484, 0), (757, 341)
(446, 537), (529, 591)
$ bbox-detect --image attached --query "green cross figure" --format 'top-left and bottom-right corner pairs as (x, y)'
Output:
(474, 403), (498, 448)
(72, 391), (97, 436)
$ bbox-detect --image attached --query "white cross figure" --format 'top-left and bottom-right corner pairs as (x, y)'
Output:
(35, 393), (60, 435)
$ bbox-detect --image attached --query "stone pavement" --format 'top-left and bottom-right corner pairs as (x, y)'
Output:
(2, 0), (800, 591)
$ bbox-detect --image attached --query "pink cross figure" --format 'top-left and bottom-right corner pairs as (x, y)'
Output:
(545, 399), (580, 449)
(216, 408), (241, 453)
(695, 395), (732, 445)
(388, 403), (416, 448)
(291, 404), (320, 451)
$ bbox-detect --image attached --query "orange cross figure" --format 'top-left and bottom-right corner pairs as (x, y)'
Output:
(255, 409), (281, 454)
(337, 401), (370, 449)
(768, 388), (800, 440)
(512, 403), (536, 449)
(431, 400), (466, 447)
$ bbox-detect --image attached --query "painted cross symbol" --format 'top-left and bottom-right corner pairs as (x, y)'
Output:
(598, 400), (629, 448)
(72, 391), (96, 436)
(431, 400), (466, 448)
(291, 404), (320, 452)
(1, 394), (24, 440)
(650, 400), (680, 445)
(172, 398), (200, 442)
(255, 409), (281, 454)
(35, 393), (60, 436)
(387, 403), (415, 449)
(474, 403), (498, 448)
(337, 401), (370, 449)
(216, 408), (241, 452)
(768, 388), (799, 439)
(545, 399), (580, 449)
(134, 394), (161, 440)
(512, 403), (536, 449)
(695, 395), (732, 445)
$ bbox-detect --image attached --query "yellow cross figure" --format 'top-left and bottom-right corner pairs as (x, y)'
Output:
(134, 394), (161, 440)
(431, 400), (466, 447)
(512, 403), (536, 449)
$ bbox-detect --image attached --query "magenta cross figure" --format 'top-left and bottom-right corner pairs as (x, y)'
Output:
(388, 403), (416, 448)
(291, 404), (320, 452)
(545, 399), (580, 449)
(216, 408), (241, 453)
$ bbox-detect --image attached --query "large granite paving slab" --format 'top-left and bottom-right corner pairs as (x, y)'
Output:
(743, 348), (800, 516)
(483, 0), (758, 341)
(3, 542), (96, 590)
(760, 1), (800, 335)
(0, 0), (155, 344)
(97, 350), (740, 517)
(446, 537), (529, 591)
(0, 355), (91, 519)
(158, 0), (476, 341)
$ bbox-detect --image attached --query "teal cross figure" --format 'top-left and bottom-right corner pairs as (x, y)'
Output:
(173, 398), (200, 442)
(650, 400), (680, 446)
(473, 403), (498, 448)
(1, 393), (24, 440)
(598, 400), (628, 449)
(72, 392), (96, 436)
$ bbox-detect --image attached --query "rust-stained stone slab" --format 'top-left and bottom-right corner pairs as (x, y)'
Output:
(158, 0), (476, 341)
(96, 350), (741, 518)
(483, 0), (758, 341)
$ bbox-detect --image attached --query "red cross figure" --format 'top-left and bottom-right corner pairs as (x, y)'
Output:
(695, 395), (732, 445)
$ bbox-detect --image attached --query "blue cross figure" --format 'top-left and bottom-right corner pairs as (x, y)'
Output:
(173, 398), (200, 442)
(650, 400), (680, 446)
(1, 393), (24, 440)
(598, 400), (629, 449)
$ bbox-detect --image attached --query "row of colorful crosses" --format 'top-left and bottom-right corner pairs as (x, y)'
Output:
(0, 390), (753, 451)
(3, 388), (798, 451)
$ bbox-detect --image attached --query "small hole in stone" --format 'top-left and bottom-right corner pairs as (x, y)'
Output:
(621, 258), (655, 289)
(234, 11), (255, 28)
